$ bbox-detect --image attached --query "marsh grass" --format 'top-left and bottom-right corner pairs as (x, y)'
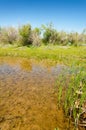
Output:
(57, 66), (86, 129)
(0, 45), (86, 68)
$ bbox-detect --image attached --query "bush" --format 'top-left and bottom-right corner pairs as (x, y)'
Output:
(31, 28), (41, 46)
(19, 24), (32, 46)
(0, 27), (18, 45)
(0, 23), (86, 46)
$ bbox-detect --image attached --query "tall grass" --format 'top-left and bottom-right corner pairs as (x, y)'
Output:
(57, 66), (86, 129)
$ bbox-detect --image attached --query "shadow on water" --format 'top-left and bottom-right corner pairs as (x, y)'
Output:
(0, 57), (84, 130)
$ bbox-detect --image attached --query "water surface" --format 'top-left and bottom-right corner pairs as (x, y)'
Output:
(0, 57), (82, 130)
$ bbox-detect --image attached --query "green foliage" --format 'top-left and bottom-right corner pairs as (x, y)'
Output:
(0, 46), (86, 67)
(19, 24), (32, 46)
(42, 23), (52, 44)
(42, 23), (58, 45)
(0, 23), (86, 46)
(57, 66), (86, 127)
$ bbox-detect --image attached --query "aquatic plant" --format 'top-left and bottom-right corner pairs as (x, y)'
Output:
(57, 66), (86, 129)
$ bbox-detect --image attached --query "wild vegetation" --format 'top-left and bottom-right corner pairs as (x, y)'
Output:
(0, 45), (86, 129)
(57, 66), (86, 129)
(0, 23), (86, 130)
(0, 23), (86, 46)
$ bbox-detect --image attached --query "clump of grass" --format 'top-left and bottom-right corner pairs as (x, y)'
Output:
(57, 66), (86, 129)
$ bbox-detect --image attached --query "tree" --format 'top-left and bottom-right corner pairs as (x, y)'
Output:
(68, 32), (79, 46)
(58, 31), (68, 45)
(19, 24), (32, 46)
(81, 29), (86, 44)
(42, 23), (59, 44)
(31, 28), (41, 46)
(0, 27), (18, 44)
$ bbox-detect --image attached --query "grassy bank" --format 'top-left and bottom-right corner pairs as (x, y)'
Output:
(0, 45), (86, 68)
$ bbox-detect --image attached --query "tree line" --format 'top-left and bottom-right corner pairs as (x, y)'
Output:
(0, 23), (86, 46)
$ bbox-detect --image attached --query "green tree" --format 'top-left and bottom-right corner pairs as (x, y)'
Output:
(42, 23), (58, 44)
(19, 24), (32, 46)
(42, 23), (62, 45)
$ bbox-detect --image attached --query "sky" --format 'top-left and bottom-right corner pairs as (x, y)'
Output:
(0, 0), (86, 33)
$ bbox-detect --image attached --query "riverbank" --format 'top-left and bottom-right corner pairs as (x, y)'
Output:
(0, 45), (86, 67)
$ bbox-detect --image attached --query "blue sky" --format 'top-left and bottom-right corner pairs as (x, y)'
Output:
(0, 0), (86, 32)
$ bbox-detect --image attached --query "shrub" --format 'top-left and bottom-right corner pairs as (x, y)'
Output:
(18, 24), (32, 46)
(31, 28), (41, 46)
(0, 27), (18, 45)
(42, 23), (58, 45)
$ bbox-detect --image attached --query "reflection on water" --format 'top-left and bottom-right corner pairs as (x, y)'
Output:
(0, 57), (83, 130)
(20, 59), (32, 71)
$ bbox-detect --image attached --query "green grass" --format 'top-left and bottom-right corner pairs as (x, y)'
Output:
(0, 45), (86, 68)
(57, 66), (86, 129)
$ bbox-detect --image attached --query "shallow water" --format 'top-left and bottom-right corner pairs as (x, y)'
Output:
(0, 57), (84, 130)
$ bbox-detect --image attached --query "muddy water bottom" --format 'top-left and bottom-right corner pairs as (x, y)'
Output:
(0, 57), (78, 130)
